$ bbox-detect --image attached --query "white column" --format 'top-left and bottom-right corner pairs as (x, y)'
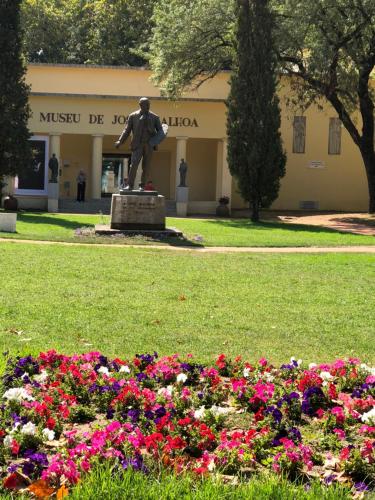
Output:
(216, 138), (232, 208)
(92, 134), (104, 199)
(48, 133), (62, 212)
(49, 133), (61, 162)
(175, 136), (188, 199)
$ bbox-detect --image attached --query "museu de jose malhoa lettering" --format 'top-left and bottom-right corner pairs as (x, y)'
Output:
(40, 112), (199, 127)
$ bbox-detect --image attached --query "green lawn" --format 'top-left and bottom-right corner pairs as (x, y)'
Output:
(0, 212), (374, 246)
(0, 242), (374, 365)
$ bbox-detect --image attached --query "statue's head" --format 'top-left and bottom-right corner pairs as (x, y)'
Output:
(139, 97), (150, 113)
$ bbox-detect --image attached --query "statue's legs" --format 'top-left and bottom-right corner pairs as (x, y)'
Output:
(140, 144), (153, 186)
(128, 144), (153, 189)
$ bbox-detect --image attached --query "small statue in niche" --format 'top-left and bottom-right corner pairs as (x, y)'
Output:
(178, 158), (188, 187)
(48, 154), (59, 183)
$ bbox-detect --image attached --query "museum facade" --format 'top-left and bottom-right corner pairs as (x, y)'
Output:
(9, 63), (370, 213)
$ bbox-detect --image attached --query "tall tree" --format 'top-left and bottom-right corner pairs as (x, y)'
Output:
(0, 0), (31, 189)
(227, 0), (286, 222)
(149, 0), (375, 213)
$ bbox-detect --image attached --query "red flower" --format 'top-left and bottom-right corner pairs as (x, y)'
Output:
(215, 354), (226, 370)
(11, 439), (20, 455)
(46, 417), (56, 430)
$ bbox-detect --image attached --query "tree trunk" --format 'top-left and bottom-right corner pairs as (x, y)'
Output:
(251, 201), (260, 222)
(360, 146), (375, 213)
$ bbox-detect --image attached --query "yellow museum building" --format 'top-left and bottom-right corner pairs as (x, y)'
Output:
(10, 63), (370, 213)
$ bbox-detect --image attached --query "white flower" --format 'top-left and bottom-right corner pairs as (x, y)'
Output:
(34, 370), (48, 383)
(4, 435), (13, 448)
(176, 373), (188, 384)
(194, 406), (206, 420)
(3, 387), (34, 402)
(320, 371), (334, 381)
(158, 386), (173, 397)
(360, 364), (375, 376)
(21, 372), (30, 380)
(98, 366), (110, 376)
(207, 460), (216, 471)
(309, 363), (317, 370)
(361, 407), (375, 425)
(243, 368), (251, 378)
(42, 428), (55, 441)
(209, 405), (232, 417)
(21, 422), (36, 436)
(119, 365), (130, 373)
(264, 372), (275, 382)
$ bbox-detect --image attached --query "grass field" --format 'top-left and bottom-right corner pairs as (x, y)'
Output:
(0, 242), (374, 365)
(0, 211), (375, 246)
(0, 232), (374, 499)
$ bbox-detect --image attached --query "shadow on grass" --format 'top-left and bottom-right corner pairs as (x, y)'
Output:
(17, 212), (93, 231)
(205, 218), (351, 235)
(15, 212), (203, 247)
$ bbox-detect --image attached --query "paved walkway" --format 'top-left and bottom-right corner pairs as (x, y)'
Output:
(1, 238), (375, 253)
(264, 212), (375, 236)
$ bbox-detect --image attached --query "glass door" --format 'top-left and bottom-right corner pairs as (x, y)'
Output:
(101, 156), (130, 197)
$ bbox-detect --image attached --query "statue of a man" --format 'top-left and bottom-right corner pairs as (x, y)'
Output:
(115, 97), (167, 190)
(179, 159), (188, 187)
(48, 154), (59, 183)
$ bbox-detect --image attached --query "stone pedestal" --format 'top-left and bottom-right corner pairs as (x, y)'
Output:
(48, 182), (59, 213)
(110, 192), (166, 230)
(0, 213), (17, 233)
(176, 186), (189, 217)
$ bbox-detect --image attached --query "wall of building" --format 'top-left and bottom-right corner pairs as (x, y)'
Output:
(16, 64), (371, 213)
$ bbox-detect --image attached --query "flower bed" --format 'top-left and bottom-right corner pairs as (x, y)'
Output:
(0, 351), (374, 496)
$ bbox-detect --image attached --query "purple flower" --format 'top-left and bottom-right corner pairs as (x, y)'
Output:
(288, 427), (302, 442)
(354, 482), (369, 492)
(121, 454), (147, 473)
(155, 407), (166, 418)
(127, 409), (140, 423)
(144, 410), (154, 420)
(180, 363), (193, 372)
(106, 408), (115, 419)
(22, 461), (35, 477)
(324, 474), (336, 485)
(136, 373), (147, 382)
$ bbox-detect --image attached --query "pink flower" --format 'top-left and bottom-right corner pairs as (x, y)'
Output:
(106, 421), (121, 433)
(331, 406), (345, 424)
(333, 428), (346, 440)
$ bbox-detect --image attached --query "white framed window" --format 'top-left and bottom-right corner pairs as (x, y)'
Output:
(15, 135), (49, 195)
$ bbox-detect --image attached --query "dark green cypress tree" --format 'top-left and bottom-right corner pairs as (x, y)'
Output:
(0, 0), (31, 190)
(227, 0), (286, 222)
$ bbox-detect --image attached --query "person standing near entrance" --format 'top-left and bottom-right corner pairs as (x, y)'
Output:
(114, 97), (166, 190)
(76, 170), (86, 202)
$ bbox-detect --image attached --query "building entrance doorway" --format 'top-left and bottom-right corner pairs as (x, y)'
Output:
(101, 154), (130, 197)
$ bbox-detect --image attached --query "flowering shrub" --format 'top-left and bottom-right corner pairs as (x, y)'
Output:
(0, 351), (373, 496)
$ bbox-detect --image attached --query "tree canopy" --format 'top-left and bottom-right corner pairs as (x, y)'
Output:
(150, 0), (375, 211)
(21, 0), (156, 66)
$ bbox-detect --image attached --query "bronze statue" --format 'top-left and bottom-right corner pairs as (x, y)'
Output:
(115, 97), (167, 190)
(178, 159), (188, 187)
(48, 153), (59, 183)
